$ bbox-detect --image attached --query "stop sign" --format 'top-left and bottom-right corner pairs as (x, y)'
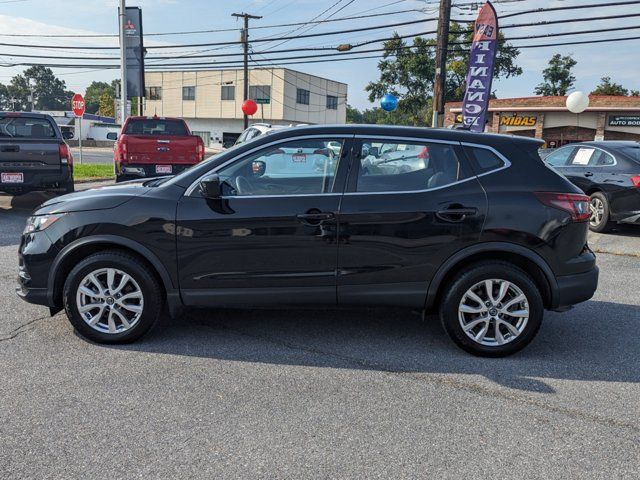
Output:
(71, 93), (85, 117)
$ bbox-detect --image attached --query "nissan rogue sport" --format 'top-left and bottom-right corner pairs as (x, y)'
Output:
(17, 125), (599, 357)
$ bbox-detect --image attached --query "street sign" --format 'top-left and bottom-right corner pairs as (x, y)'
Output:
(255, 98), (270, 105)
(71, 93), (85, 118)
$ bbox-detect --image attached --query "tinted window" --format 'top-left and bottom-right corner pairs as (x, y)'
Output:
(545, 147), (575, 167)
(569, 147), (614, 167)
(0, 116), (56, 138)
(124, 119), (188, 136)
(357, 140), (466, 193)
(619, 145), (640, 163)
(216, 138), (343, 196)
(464, 147), (505, 173)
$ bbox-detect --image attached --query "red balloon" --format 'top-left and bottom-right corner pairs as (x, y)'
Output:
(242, 99), (258, 116)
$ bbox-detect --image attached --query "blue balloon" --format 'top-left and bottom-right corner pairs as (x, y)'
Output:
(380, 93), (398, 112)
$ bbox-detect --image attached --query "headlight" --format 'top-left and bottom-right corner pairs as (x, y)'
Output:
(23, 214), (65, 235)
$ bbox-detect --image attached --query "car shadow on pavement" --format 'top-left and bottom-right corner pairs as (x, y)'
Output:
(102, 299), (640, 394)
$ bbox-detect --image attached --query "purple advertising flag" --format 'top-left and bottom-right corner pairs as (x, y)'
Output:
(461, 2), (498, 132)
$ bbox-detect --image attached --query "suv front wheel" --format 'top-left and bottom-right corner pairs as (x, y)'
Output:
(63, 250), (163, 343)
(440, 262), (544, 357)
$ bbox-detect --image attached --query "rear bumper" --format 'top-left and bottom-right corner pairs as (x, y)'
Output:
(0, 166), (72, 192)
(554, 266), (599, 309)
(115, 162), (194, 179)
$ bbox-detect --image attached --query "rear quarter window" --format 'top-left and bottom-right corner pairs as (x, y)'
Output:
(463, 146), (505, 174)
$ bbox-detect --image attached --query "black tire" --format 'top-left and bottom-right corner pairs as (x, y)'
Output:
(440, 261), (544, 357)
(63, 179), (75, 194)
(63, 250), (164, 344)
(589, 192), (614, 233)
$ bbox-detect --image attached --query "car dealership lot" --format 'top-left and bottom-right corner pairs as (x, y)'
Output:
(1, 190), (639, 478)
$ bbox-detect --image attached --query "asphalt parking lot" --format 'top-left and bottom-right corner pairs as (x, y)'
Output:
(1, 189), (639, 478)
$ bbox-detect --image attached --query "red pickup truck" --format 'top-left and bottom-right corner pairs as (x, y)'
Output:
(114, 116), (205, 182)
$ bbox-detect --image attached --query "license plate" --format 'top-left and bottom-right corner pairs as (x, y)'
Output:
(155, 165), (172, 174)
(1, 172), (23, 183)
(292, 154), (307, 163)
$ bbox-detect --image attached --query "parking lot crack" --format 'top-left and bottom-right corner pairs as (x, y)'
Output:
(0, 314), (51, 342)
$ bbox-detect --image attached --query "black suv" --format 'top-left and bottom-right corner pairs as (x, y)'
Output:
(17, 125), (598, 356)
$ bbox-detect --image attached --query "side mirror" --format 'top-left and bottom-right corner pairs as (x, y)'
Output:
(106, 132), (118, 141)
(62, 131), (74, 140)
(252, 160), (266, 177)
(367, 146), (379, 158)
(199, 174), (222, 199)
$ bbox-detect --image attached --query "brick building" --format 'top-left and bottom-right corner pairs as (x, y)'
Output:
(445, 95), (640, 147)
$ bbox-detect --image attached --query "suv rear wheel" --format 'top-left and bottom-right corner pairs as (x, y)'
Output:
(440, 262), (544, 357)
(63, 250), (163, 343)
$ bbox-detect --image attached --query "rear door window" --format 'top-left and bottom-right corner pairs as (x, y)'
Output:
(463, 146), (506, 174)
(0, 116), (56, 138)
(355, 140), (468, 193)
(124, 119), (188, 136)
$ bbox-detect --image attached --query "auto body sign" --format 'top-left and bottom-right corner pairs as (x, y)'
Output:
(461, 2), (498, 132)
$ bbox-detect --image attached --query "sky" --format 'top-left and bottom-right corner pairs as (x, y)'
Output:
(0, 0), (639, 110)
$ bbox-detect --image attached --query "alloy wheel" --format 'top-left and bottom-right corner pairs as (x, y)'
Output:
(76, 268), (144, 334)
(590, 197), (605, 227)
(458, 279), (529, 347)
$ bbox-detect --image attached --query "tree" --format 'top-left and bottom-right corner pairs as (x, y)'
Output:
(6, 66), (72, 110)
(98, 91), (115, 117)
(85, 81), (113, 113)
(534, 54), (577, 96)
(365, 23), (522, 126)
(591, 76), (629, 96)
(631, 90), (640, 97)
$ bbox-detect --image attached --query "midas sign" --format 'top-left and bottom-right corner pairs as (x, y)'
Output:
(500, 115), (537, 127)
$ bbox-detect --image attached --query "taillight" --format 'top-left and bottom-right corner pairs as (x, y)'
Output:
(120, 140), (127, 162)
(197, 139), (205, 161)
(266, 148), (285, 156)
(313, 148), (330, 156)
(418, 146), (429, 159)
(59, 142), (71, 165)
(631, 175), (640, 187)
(535, 192), (591, 222)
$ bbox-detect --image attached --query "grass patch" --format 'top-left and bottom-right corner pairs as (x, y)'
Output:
(73, 164), (114, 180)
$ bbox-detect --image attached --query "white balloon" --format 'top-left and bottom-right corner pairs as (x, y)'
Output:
(566, 91), (590, 114)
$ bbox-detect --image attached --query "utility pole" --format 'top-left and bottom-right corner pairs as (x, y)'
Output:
(119, 0), (128, 125)
(432, 0), (452, 128)
(232, 12), (262, 129)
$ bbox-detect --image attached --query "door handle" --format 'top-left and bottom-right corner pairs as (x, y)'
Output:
(296, 211), (335, 225)
(584, 172), (594, 177)
(436, 207), (478, 223)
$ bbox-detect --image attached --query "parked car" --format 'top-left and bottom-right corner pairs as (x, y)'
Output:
(114, 116), (205, 182)
(17, 125), (598, 357)
(0, 112), (74, 195)
(544, 141), (640, 232)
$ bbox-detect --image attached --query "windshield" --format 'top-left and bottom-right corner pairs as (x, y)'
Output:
(124, 118), (188, 136)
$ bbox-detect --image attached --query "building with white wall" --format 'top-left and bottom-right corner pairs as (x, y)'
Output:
(143, 68), (348, 147)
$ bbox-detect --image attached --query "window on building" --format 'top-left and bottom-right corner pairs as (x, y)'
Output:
(296, 88), (310, 105)
(249, 85), (271, 102)
(146, 87), (162, 100)
(221, 85), (235, 101)
(326, 95), (338, 110)
(182, 86), (196, 101)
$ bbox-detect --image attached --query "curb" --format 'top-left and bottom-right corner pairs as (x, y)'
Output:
(74, 177), (114, 184)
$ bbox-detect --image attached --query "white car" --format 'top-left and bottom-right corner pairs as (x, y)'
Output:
(234, 123), (307, 147)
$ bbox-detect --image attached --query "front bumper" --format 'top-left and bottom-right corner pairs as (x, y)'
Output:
(554, 266), (599, 309)
(16, 230), (59, 308)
